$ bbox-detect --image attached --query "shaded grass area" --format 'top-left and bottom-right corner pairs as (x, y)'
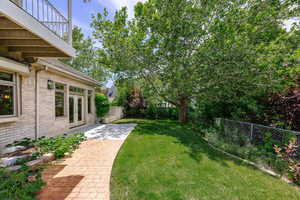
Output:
(111, 119), (300, 200)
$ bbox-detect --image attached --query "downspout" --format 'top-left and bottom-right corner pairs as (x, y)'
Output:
(35, 66), (46, 140)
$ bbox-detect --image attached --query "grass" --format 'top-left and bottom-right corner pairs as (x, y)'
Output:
(111, 119), (300, 200)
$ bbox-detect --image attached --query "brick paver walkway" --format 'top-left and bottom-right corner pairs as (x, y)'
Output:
(37, 124), (136, 200)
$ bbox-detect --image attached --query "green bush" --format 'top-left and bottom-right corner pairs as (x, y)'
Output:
(95, 93), (110, 118)
(124, 104), (178, 120)
(204, 125), (291, 176)
(0, 166), (44, 200)
(0, 133), (86, 199)
(34, 133), (86, 159)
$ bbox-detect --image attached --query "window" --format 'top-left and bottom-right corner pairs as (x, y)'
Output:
(0, 71), (16, 117)
(55, 83), (65, 117)
(88, 90), (92, 113)
(69, 86), (84, 94)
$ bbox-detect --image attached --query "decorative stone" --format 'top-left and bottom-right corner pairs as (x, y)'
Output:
(26, 153), (54, 168)
(7, 165), (22, 172)
(0, 155), (28, 167)
(0, 146), (26, 155)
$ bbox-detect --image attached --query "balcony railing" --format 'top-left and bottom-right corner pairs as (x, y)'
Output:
(9, 0), (70, 43)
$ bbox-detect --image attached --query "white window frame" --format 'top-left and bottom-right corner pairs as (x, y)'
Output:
(0, 70), (17, 118)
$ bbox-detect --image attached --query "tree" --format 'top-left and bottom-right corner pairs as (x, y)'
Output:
(92, 0), (300, 123)
(61, 27), (108, 83)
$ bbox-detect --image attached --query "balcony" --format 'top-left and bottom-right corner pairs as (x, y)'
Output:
(0, 0), (75, 61)
(10, 0), (70, 42)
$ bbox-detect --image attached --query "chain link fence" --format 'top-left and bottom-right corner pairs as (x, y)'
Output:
(215, 118), (300, 148)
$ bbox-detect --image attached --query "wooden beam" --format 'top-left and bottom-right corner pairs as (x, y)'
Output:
(8, 46), (58, 53)
(0, 39), (51, 47)
(23, 52), (68, 58)
(8, 52), (23, 61)
(0, 17), (23, 29)
(0, 30), (38, 39)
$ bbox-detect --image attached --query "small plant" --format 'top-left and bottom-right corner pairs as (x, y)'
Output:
(34, 133), (86, 159)
(95, 93), (110, 118)
(0, 166), (44, 199)
(6, 137), (34, 148)
(274, 138), (300, 184)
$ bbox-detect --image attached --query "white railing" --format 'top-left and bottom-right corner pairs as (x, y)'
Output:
(9, 0), (70, 42)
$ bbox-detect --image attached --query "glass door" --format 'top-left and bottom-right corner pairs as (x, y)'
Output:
(77, 96), (84, 126)
(69, 96), (75, 124)
(69, 95), (85, 127)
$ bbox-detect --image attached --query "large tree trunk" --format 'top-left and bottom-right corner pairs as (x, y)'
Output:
(178, 98), (189, 123)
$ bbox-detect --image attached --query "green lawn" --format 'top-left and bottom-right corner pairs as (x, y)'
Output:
(111, 119), (300, 200)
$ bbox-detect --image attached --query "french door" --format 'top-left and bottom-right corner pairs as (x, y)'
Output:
(69, 95), (85, 127)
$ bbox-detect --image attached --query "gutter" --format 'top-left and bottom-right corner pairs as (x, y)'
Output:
(37, 59), (100, 87)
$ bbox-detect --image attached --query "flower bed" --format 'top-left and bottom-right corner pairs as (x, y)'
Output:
(0, 133), (86, 199)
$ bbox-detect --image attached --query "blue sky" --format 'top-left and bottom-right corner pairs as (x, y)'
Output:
(49, 0), (145, 38)
(49, 0), (298, 87)
(49, 0), (298, 38)
(48, 0), (145, 87)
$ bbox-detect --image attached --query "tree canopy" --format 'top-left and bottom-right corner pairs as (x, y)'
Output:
(61, 27), (108, 83)
(92, 0), (300, 122)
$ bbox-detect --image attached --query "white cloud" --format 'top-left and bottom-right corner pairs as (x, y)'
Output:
(97, 0), (146, 18)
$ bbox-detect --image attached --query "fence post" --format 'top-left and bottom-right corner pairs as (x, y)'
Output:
(250, 123), (254, 143)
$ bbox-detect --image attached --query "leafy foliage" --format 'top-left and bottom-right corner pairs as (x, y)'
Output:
(274, 138), (300, 185)
(0, 133), (86, 199)
(92, 0), (300, 123)
(0, 166), (44, 200)
(34, 133), (86, 159)
(61, 27), (108, 83)
(205, 121), (300, 183)
(95, 93), (110, 118)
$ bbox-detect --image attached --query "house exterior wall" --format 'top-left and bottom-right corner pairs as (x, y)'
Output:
(38, 70), (96, 138)
(0, 67), (96, 148)
(0, 69), (36, 147)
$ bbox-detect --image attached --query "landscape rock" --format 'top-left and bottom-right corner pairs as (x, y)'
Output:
(0, 146), (26, 155)
(7, 165), (22, 172)
(0, 155), (28, 167)
(26, 153), (54, 169)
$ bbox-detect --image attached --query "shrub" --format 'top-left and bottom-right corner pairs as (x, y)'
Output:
(0, 166), (44, 200)
(274, 139), (300, 185)
(205, 125), (290, 175)
(124, 103), (178, 120)
(95, 93), (110, 118)
(34, 133), (86, 158)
